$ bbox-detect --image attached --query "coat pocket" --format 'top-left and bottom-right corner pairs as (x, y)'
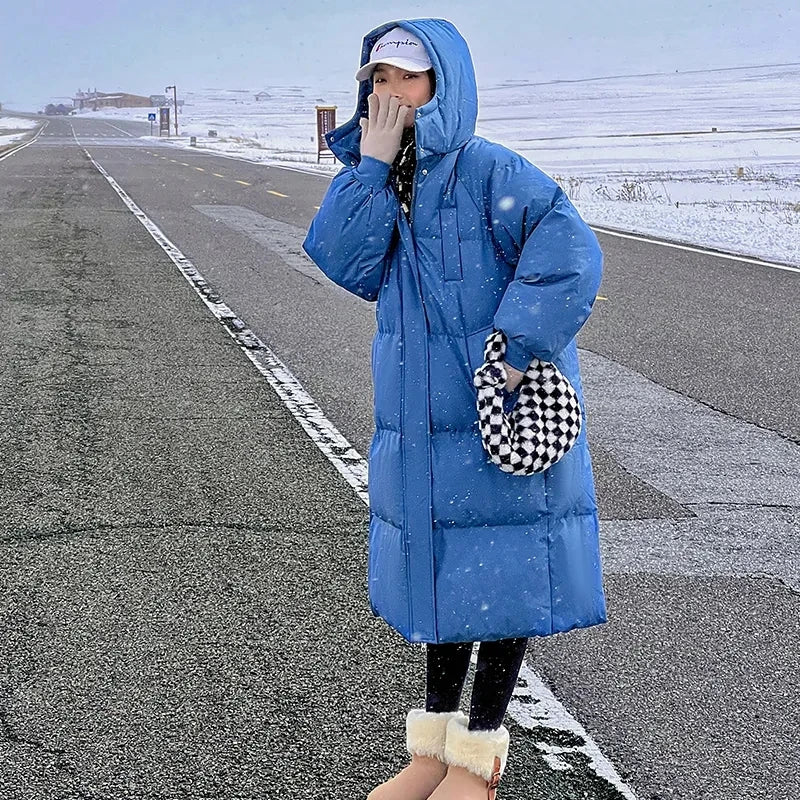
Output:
(439, 207), (463, 281)
(465, 325), (496, 376)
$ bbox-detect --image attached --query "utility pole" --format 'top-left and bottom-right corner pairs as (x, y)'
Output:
(165, 85), (178, 136)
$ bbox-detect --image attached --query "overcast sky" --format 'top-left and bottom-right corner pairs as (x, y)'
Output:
(2, 0), (798, 109)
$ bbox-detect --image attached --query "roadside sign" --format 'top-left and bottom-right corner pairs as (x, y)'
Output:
(148, 113), (156, 121)
(315, 105), (337, 162)
(159, 107), (170, 137)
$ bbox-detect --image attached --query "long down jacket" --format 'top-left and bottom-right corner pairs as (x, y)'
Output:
(303, 18), (607, 644)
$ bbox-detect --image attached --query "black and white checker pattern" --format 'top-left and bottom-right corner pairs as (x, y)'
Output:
(472, 330), (582, 475)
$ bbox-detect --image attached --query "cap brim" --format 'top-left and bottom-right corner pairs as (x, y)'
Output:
(355, 57), (431, 82)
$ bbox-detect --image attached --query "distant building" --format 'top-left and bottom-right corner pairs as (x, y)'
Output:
(254, 91), (272, 101)
(45, 103), (72, 115)
(72, 89), (155, 110)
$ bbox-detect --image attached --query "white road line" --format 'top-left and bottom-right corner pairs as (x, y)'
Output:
(0, 121), (48, 162)
(77, 137), (637, 800)
(102, 121), (134, 137)
(592, 225), (800, 274)
(74, 135), (368, 505)
(509, 663), (637, 798)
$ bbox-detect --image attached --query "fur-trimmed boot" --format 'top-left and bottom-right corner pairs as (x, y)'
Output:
(428, 715), (509, 800)
(367, 709), (466, 800)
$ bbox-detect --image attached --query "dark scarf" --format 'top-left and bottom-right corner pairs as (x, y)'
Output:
(390, 127), (416, 218)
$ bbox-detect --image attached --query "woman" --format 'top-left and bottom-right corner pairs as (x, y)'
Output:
(303, 18), (606, 800)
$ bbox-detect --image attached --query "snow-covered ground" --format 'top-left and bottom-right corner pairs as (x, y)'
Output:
(0, 116), (38, 148)
(72, 64), (800, 267)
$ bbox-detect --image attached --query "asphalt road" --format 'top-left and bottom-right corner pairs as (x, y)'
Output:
(0, 113), (798, 800)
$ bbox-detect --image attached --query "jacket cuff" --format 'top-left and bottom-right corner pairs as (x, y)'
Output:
(354, 156), (392, 188)
(502, 338), (530, 372)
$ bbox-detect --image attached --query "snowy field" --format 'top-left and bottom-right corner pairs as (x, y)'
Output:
(0, 116), (37, 148)
(70, 64), (800, 267)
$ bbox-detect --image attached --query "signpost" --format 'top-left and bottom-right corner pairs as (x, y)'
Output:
(165, 85), (178, 136)
(148, 111), (156, 136)
(159, 107), (170, 137)
(315, 105), (337, 163)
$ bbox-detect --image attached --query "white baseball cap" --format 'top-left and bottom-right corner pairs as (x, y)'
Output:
(355, 27), (432, 82)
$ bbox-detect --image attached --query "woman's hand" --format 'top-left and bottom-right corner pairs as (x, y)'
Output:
(359, 93), (412, 165)
(503, 362), (525, 392)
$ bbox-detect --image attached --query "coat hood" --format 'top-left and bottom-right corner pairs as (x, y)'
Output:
(327, 18), (479, 164)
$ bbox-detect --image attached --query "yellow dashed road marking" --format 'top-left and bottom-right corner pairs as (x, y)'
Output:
(597, 295), (609, 301)
(212, 173), (225, 178)
(179, 162), (190, 166)
(235, 180), (251, 186)
(313, 205), (320, 210)
(267, 190), (289, 198)
(195, 167), (205, 172)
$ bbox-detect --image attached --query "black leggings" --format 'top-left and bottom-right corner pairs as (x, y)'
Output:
(425, 638), (527, 731)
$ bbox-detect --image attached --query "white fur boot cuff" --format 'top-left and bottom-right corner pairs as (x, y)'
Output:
(406, 709), (468, 761)
(443, 714), (510, 782)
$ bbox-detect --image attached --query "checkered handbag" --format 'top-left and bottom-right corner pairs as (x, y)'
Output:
(472, 330), (582, 475)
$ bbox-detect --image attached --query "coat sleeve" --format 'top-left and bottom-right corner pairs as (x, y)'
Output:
(302, 156), (399, 302)
(488, 155), (603, 370)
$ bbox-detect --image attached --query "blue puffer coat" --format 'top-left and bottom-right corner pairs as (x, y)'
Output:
(303, 18), (607, 644)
